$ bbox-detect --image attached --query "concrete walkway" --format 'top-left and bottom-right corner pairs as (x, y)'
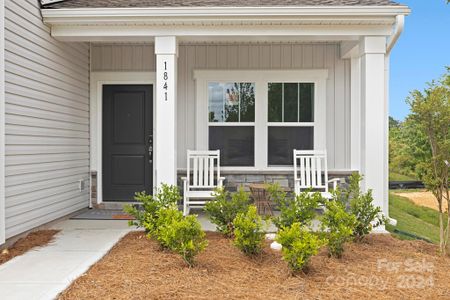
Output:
(0, 219), (133, 300)
(0, 209), (278, 300)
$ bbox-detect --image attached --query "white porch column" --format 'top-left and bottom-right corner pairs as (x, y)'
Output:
(350, 56), (361, 170)
(155, 36), (178, 186)
(359, 36), (388, 215)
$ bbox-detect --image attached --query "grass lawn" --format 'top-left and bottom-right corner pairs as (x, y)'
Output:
(389, 171), (417, 181)
(387, 192), (444, 244)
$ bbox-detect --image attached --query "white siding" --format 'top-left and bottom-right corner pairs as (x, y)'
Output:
(4, 0), (90, 238)
(91, 43), (351, 170)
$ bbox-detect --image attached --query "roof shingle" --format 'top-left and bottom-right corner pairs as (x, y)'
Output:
(42, 0), (402, 9)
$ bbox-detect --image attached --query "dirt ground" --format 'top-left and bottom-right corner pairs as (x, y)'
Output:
(60, 231), (450, 300)
(394, 190), (448, 212)
(0, 230), (59, 265)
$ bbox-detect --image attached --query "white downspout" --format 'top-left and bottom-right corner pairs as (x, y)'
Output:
(387, 15), (405, 54)
(385, 14), (404, 226)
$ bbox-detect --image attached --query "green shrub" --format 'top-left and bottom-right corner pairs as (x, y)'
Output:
(125, 185), (207, 267)
(157, 211), (208, 267)
(124, 184), (181, 233)
(204, 187), (250, 237)
(276, 223), (323, 273)
(233, 205), (266, 256)
(335, 173), (386, 241)
(124, 191), (156, 229)
(272, 187), (322, 229)
(321, 200), (356, 258)
(152, 207), (184, 248)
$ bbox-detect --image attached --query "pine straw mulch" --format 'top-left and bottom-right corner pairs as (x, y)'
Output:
(59, 231), (450, 300)
(0, 230), (60, 265)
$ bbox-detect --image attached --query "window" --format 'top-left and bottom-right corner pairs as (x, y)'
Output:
(195, 70), (327, 170)
(208, 82), (255, 166)
(268, 83), (315, 166)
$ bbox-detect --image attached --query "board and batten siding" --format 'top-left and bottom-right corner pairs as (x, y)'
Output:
(4, 0), (90, 238)
(91, 43), (351, 170)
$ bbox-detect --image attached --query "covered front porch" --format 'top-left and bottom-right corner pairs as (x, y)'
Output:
(41, 5), (410, 217)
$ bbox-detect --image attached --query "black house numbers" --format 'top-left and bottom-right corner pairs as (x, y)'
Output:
(163, 61), (168, 101)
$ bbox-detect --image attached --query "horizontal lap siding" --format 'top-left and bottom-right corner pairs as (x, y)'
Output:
(91, 43), (350, 170)
(4, 0), (90, 238)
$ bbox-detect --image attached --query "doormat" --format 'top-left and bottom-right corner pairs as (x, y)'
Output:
(71, 209), (135, 220)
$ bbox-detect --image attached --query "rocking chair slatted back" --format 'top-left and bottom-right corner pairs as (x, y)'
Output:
(294, 150), (329, 192)
(187, 150), (221, 189)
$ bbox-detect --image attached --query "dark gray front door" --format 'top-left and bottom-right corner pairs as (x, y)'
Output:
(102, 85), (153, 201)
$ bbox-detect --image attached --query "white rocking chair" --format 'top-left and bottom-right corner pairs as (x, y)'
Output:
(182, 150), (225, 216)
(293, 150), (341, 199)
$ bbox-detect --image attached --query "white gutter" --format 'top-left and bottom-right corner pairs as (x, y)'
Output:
(42, 5), (411, 20)
(386, 15), (405, 54)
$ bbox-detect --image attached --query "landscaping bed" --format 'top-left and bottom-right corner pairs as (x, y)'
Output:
(59, 231), (450, 300)
(0, 230), (59, 265)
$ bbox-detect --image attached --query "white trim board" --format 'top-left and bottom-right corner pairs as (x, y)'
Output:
(0, 0), (5, 245)
(90, 71), (156, 204)
(194, 69), (328, 172)
(47, 25), (395, 43)
(42, 6), (411, 19)
(41, 5), (410, 42)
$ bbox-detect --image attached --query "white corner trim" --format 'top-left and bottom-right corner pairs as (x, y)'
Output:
(90, 71), (156, 204)
(0, 0), (5, 244)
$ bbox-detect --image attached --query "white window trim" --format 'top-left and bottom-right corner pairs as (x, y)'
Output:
(90, 71), (156, 204)
(194, 69), (328, 171)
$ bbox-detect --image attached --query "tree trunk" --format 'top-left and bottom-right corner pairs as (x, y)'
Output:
(439, 212), (445, 255)
(446, 195), (450, 256)
(446, 213), (450, 256)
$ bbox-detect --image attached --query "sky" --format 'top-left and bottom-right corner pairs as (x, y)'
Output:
(389, 0), (449, 121)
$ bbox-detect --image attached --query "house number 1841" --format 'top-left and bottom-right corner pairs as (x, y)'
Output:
(163, 61), (168, 101)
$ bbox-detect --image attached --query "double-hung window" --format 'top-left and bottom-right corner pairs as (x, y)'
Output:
(267, 82), (315, 166)
(196, 70), (326, 170)
(208, 82), (256, 166)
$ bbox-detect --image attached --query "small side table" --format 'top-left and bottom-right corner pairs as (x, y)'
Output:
(249, 183), (273, 216)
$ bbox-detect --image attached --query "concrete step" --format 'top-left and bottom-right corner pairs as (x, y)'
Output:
(95, 202), (137, 210)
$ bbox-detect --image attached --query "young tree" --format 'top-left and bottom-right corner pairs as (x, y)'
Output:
(407, 70), (450, 255)
(389, 115), (430, 179)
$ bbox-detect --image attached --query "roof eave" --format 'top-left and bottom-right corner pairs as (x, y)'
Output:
(41, 5), (411, 20)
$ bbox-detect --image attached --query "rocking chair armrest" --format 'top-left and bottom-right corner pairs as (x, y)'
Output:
(181, 177), (189, 193)
(328, 178), (341, 190)
(218, 177), (226, 187)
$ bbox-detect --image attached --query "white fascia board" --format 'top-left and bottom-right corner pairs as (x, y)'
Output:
(41, 6), (411, 18)
(42, 6), (410, 42)
(41, 6), (411, 27)
(50, 24), (393, 42)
